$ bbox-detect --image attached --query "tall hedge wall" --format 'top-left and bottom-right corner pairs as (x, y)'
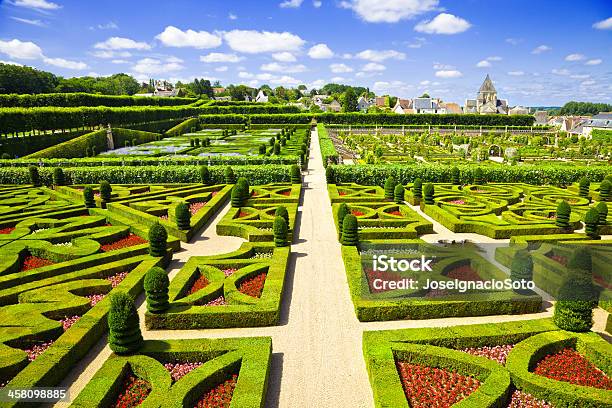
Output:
(112, 128), (160, 147)
(0, 129), (89, 158)
(0, 93), (197, 108)
(165, 117), (199, 137)
(25, 129), (107, 159)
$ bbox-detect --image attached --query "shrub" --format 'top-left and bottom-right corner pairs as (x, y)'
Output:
(190, 139), (195, 147)
(474, 167), (484, 184)
(384, 176), (396, 200)
(28, 165), (40, 186)
(259, 144), (267, 155)
(231, 178), (249, 208)
(567, 247), (592, 273)
(273, 216), (288, 247)
(553, 277), (598, 332)
(413, 178), (423, 198)
(594, 202), (608, 225)
(578, 176), (590, 198)
(290, 164), (301, 184)
(52, 167), (64, 186)
(144, 267), (170, 314)
(195, 138), (201, 147)
(269, 137), (275, 146)
(175, 202), (191, 230)
(148, 222), (168, 257)
(199, 166), (210, 185)
(451, 167), (460, 185)
(341, 214), (358, 246)
(83, 186), (95, 208)
(224, 166), (236, 184)
(108, 292), (143, 354)
(275, 205), (289, 225)
(600, 180), (611, 202)
(326, 166), (335, 184)
(99, 180), (112, 202)
(336, 203), (349, 240)
(510, 251), (533, 293)
(423, 183), (435, 205)
(584, 208), (600, 239)
(555, 200), (571, 229)
(394, 184), (405, 204)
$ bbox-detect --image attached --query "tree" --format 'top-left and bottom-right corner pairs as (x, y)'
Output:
(108, 292), (143, 354)
(148, 222), (168, 257)
(555, 201), (571, 229)
(175, 202), (191, 230)
(341, 214), (358, 246)
(28, 166), (40, 186)
(420, 93), (431, 98)
(83, 186), (95, 208)
(273, 216), (289, 247)
(336, 203), (349, 240)
(342, 88), (359, 112)
(144, 267), (170, 314)
(0, 63), (58, 94)
(394, 184), (405, 204)
(384, 176), (396, 200)
(423, 183), (435, 205)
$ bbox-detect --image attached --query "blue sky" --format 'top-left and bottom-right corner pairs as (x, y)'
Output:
(0, 0), (611, 106)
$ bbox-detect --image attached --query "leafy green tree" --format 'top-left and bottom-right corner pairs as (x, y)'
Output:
(342, 88), (359, 112)
(0, 63), (58, 94)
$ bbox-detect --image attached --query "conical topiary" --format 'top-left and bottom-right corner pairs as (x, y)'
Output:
(578, 177), (590, 199)
(259, 144), (267, 155)
(553, 277), (598, 332)
(384, 177), (396, 200)
(341, 214), (358, 246)
(224, 166), (236, 184)
(510, 250), (533, 294)
(555, 200), (571, 229)
(144, 267), (170, 314)
(275, 206), (289, 225)
(394, 183), (405, 204)
(336, 203), (349, 240)
(423, 183), (435, 205)
(175, 202), (191, 230)
(584, 207), (600, 239)
(273, 216), (288, 247)
(326, 167), (335, 184)
(290, 165), (301, 184)
(600, 180), (611, 202)
(231, 178), (249, 207)
(52, 167), (65, 186)
(199, 166), (210, 185)
(83, 186), (95, 208)
(451, 167), (460, 185)
(273, 142), (281, 155)
(28, 165), (40, 186)
(595, 202), (608, 225)
(148, 222), (168, 257)
(413, 178), (423, 199)
(108, 292), (143, 354)
(99, 180), (112, 202)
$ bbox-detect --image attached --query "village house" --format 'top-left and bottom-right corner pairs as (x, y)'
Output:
(255, 90), (269, 103)
(391, 99), (414, 114)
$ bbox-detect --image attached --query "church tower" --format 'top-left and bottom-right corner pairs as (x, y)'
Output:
(477, 74), (497, 106)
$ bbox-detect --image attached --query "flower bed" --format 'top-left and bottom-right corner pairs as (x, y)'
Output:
(205, 296), (228, 306)
(351, 210), (365, 217)
(60, 316), (81, 331)
(20, 255), (54, 271)
(238, 273), (267, 298)
(0, 227), (15, 234)
(188, 274), (210, 295)
(113, 375), (152, 408)
(463, 344), (514, 365)
(388, 210), (402, 216)
(533, 348), (612, 390)
(87, 294), (105, 306)
(108, 271), (129, 288)
(189, 201), (207, 215)
(164, 362), (203, 382)
(100, 233), (148, 252)
(507, 390), (553, 408)
(545, 252), (567, 266)
(25, 341), (54, 362)
(396, 361), (480, 408)
(446, 265), (483, 281)
(194, 374), (238, 408)
(223, 268), (237, 277)
(364, 268), (402, 294)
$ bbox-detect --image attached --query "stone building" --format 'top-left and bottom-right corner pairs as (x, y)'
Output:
(464, 75), (508, 114)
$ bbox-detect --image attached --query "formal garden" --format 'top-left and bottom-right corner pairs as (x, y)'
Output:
(0, 97), (610, 407)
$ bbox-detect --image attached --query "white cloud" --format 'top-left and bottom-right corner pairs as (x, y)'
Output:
(238, 71), (301, 85)
(570, 74), (590, 79)
(581, 80), (596, 86)
(95, 37), (151, 50)
(487, 56), (502, 61)
(508, 71), (525, 76)
(476, 60), (491, 68)
(156, 26), (222, 49)
(505, 38), (522, 45)
(0, 39), (43, 59)
(420, 80), (430, 85)
(308, 43), (333, 59)
(593, 17), (612, 30)
(339, 0), (438, 23)
(313, 1), (322, 7)
(552, 68), (570, 76)
(531, 45), (551, 54)
(12, 0), (60, 10)
(355, 49), (405, 62)
(435, 70), (462, 78)
(270, 75), (301, 85)
(585, 58), (602, 66)
(97, 22), (119, 30)
(0, 60), (23, 66)
(132, 57), (184, 75)
(565, 53), (585, 61)
(92, 50), (132, 59)
(310, 79), (326, 88)
(43, 57), (88, 70)
(433, 62), (454, 70)
(215, 66), (228, 72)
(330, 63), (353, 73)
(224, 30), (305, 53)
(111, 59), (129, 64)
(330, 76), (345, 82)
(228, 13), (238, 20)
(414, 13), (471, 34)
(272, 52), (297, 62)
(200, 52), (243, 63)
(280, 0), (303, 7)
(10, 17), (46, 27)
(362, 62), (386, 71)
(261, 62), (307, 73)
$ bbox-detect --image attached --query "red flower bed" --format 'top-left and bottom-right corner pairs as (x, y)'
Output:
(211, 191), (219, 197)
(280, 190), (291, 196)
(338, 191), (347, 196)
(533, 348), (612, 389)
(0, 227), (15, 234)
(238, 211), (250, 218)
(238, 273), (266, 298)
(446, 265), (483, 281)
(194, 374), (238, 408)
(113, 375), (152, 408)
(463, 344), (514, 365)
(449, 199), (466, 205)
(396, 361), (480, 408)
(388, 210), (402, 216)
(546, 252), (567, 266)
(164, 362), (203, 382)
(25, 341), (54, 361)
(351, 210), (365, 216)
(101, 234), (147, 252)
(188, 275), (210, 295)
(20, 255), (54, 272)
(364, 268), (402, 294)
(189, 201), (207, 215)
(507, 390), (553, 408)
